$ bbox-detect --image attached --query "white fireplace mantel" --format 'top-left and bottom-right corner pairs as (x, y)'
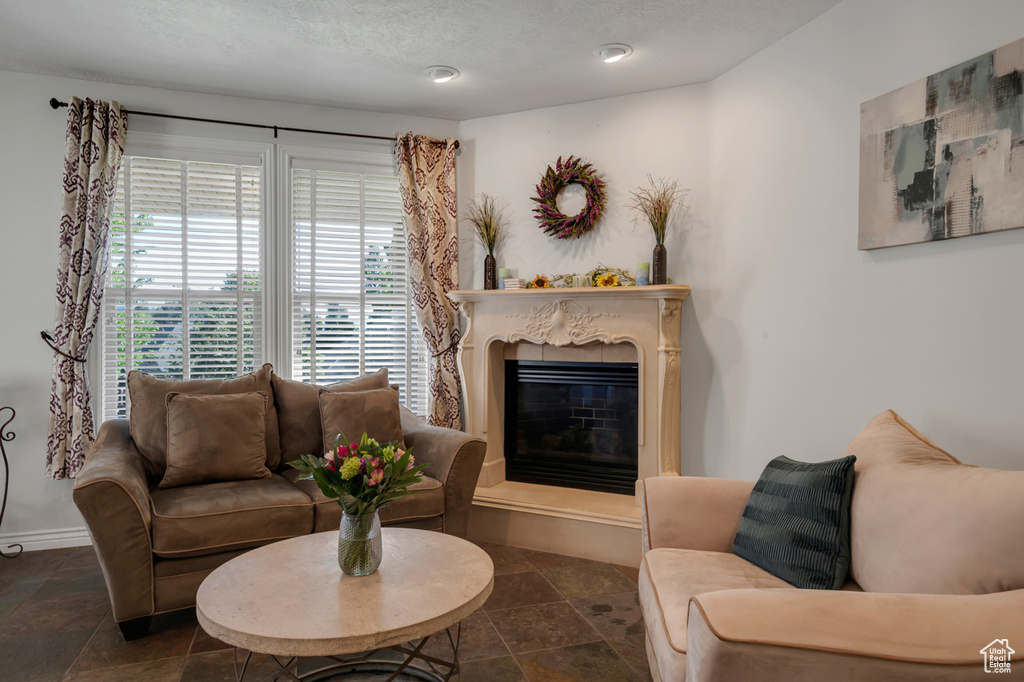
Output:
(448, 285), (691, 499)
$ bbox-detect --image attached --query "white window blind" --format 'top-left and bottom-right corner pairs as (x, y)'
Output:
(101, 156), (262, 420)
(291, 168), (429, 416)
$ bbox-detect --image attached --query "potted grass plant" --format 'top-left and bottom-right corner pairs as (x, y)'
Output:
(465, 193), (507, 289)
(628, 176), (688, 285)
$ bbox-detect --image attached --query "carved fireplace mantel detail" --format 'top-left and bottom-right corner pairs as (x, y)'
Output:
(448, 285), (691, 500)
(506, 300), (623, 346)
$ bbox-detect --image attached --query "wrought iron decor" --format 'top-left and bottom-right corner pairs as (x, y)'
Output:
(0, 406), (22, 558)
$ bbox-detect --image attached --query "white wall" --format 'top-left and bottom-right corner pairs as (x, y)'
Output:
(0, 69), (457, 548)
(457, 85), (711, 289)
(700, 0), (1024, 478)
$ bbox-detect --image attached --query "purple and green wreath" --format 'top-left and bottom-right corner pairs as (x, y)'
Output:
(531, 156), (606, 240)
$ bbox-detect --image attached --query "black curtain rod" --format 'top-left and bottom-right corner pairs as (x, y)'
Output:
(48, 98), (459, 148)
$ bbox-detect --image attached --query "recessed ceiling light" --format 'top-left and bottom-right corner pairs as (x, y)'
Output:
(595, 44), (633, 64)
(424, 66), (459, 83)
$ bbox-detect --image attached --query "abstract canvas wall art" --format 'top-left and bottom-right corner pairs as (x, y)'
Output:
(859, 37), (1024, 249)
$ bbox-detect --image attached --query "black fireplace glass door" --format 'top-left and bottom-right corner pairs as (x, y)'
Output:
(505, 360), (638, 495)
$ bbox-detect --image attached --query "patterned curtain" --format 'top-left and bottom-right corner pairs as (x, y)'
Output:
(46, 97), (127, 479)
(394, 133), (462, 429)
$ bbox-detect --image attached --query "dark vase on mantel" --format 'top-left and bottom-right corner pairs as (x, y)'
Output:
(652, 243), (667, 285)
(483, 254), (497, 290)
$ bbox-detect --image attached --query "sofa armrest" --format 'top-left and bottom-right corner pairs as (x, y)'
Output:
(686, 588), (1024, 680)
(73, 419), (155, 622)
(400, 407), (486, 538)
(641, 476), (754, 553)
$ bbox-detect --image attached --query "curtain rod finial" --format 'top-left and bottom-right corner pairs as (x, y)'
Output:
(49, 98), (65, 109)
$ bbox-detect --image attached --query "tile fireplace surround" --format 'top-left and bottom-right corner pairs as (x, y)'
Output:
(448, 285), (691, 565)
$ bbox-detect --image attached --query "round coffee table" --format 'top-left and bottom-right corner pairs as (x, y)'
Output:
(196, 528), (494, 681)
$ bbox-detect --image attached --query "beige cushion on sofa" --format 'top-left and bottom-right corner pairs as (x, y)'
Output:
(640, 548), (795, 658)
(272, 369), (389, 461)
(282, 468), (445, 532)
(128, 363), (281, 476)
(318, 387), (404, 455)
(846, 410), (1024, 595)
(149, 475), (313, 558)
(160, 391), (272, 489)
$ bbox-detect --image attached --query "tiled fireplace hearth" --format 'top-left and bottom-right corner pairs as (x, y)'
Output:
(448, 285), (691, 500)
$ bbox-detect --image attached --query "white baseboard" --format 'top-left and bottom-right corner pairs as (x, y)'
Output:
(0, 526), (92, 552)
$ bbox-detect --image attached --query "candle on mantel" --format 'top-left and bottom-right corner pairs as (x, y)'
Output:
(636, 261), (650, 286)
(498, 267), (511, 290)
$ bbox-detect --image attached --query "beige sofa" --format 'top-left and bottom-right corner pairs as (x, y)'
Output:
(73, 366), (485, 640)
(639, 410), (1024, 681)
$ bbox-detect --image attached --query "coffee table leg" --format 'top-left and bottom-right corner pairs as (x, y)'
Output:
(231, 622), (462, 681)
(234, 648), (302, 682)
(233, 648), (251, 681)
(386, 621), (462, 681)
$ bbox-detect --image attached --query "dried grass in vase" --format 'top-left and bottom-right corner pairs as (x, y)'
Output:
(628, 176), (688, 245)
(464, 193), (507, 256)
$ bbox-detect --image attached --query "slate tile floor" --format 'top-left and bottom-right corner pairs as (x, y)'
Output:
(0, 542), (651, 681)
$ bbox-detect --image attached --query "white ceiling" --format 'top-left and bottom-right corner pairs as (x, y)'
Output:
(0, 0), (842, 121)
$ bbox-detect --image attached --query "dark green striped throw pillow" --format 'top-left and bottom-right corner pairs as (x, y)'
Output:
(733, 455), (857, 590)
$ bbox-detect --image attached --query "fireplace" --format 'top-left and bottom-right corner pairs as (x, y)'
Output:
(447, 285), (690, 499)
(505, 360), (639, 495)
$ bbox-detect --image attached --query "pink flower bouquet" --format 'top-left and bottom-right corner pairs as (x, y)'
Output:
(288, 432), (426, 516)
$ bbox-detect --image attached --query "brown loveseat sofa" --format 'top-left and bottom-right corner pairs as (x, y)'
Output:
(73, 365), (485, 639)
(639, 410), (1024, 681)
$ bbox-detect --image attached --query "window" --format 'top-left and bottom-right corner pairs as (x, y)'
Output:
(98, 140), (430, 421)
(290, 167), (429, 416)
(101, 156), (262, 420)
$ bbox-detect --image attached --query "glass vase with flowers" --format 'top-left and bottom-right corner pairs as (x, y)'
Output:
(289, 433), (427, 576)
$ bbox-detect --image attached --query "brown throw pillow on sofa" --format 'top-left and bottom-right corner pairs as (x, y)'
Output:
(128, 363), (281, 477)
(318, 387), (404, 456)
(159, 391), (272, 489)
(272, 369), (389, 461)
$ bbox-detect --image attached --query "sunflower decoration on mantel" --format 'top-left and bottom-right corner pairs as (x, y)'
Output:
(527, 266), (636, 288)
(531, 156), (607, 240)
